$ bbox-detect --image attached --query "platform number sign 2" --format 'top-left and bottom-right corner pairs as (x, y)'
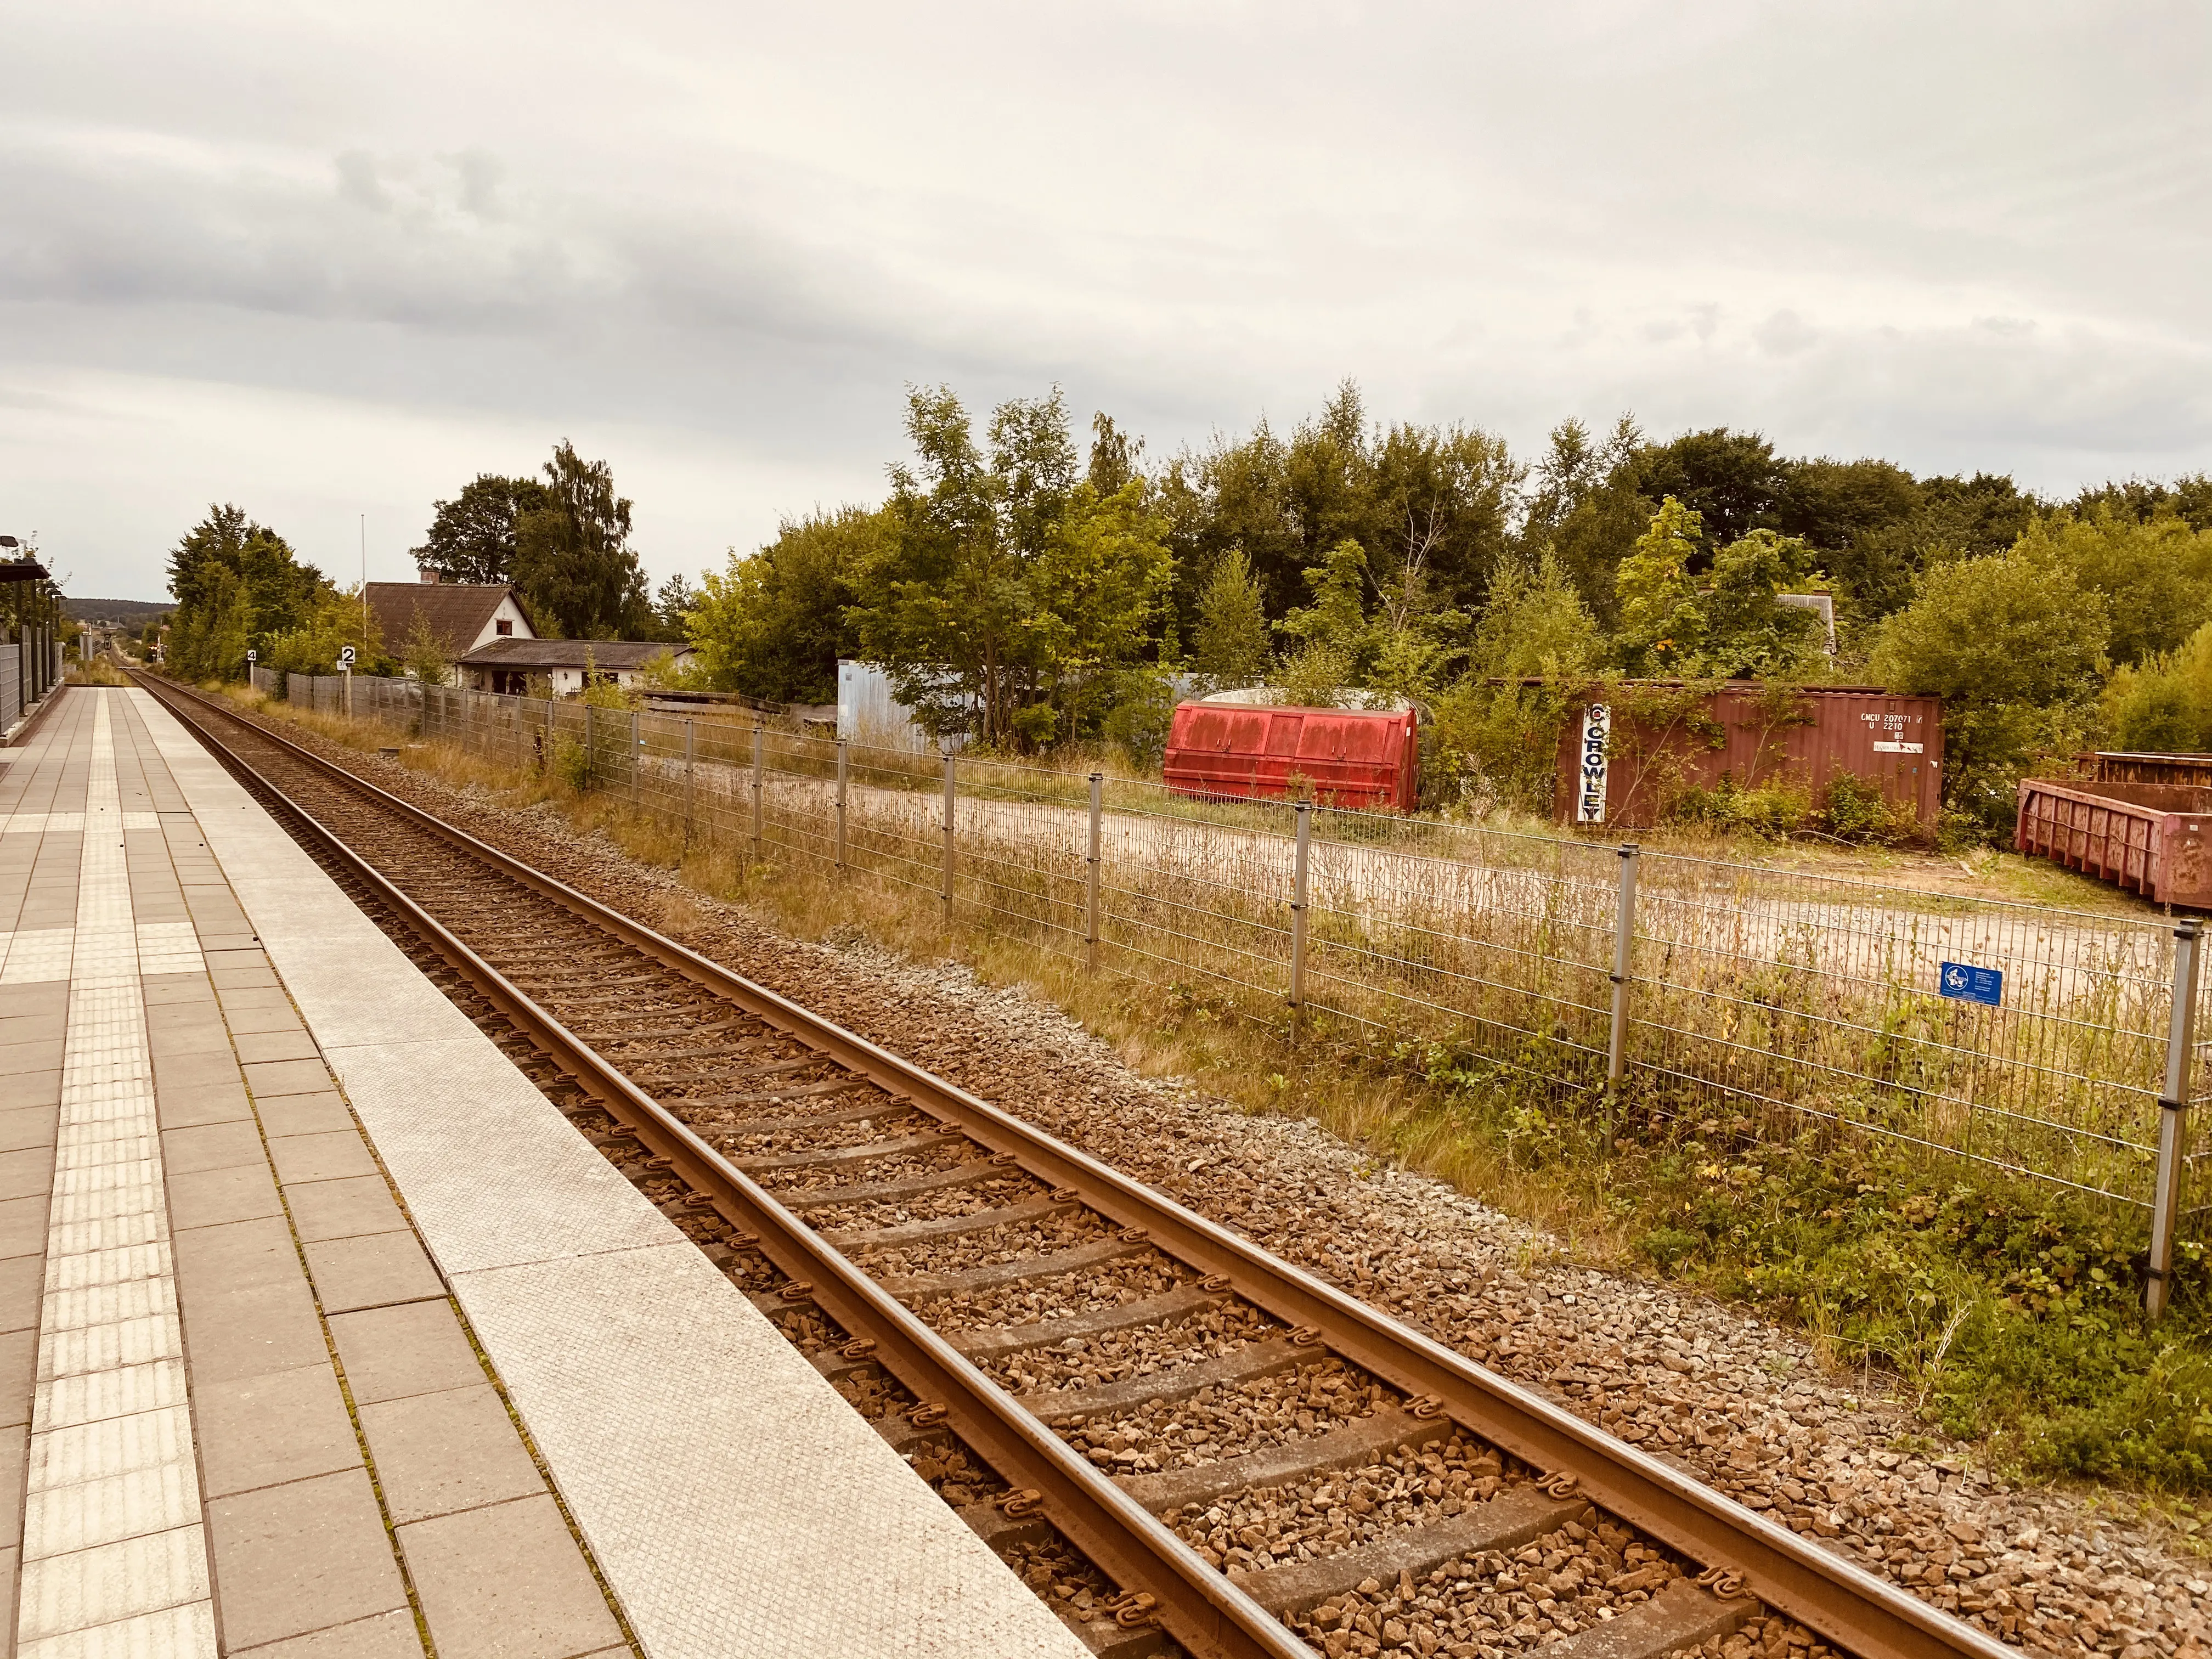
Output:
(1939, 961), (2002, 1007)
(339, 646), (356, 668)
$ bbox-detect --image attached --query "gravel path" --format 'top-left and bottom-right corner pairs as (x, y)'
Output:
(271, 730), (2211, 1659)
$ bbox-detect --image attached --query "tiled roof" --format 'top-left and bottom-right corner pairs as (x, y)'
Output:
(456, 638), (687, 670)
(365, 583), (528, 658)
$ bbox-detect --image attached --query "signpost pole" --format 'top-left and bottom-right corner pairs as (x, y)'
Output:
(1289, 803), (1311, 1044)
(750, 724), (764, 863)
(834, 738), (849, 871)
(1605, 843), (1640, 1152)
(1085, 772), (1103, 971)
(2149, 918), (2202, 1319)
(941, 751), (956, 924)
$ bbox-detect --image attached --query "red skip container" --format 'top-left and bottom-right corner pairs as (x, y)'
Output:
(1161, 702), (1420, 811)
(2015, 777), (2212, 910)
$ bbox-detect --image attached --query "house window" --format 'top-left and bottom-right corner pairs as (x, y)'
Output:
(495, 619), (513, 636)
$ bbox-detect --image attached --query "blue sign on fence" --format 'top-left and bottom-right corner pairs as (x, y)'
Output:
(1939, 961), (2003, 1007)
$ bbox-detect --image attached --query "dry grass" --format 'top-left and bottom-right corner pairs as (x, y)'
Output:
(214, 682), (1644, 1261)
(224, 680), (2192, 1220)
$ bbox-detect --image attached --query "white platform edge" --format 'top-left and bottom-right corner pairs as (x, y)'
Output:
(125, 689), (1087, 1659)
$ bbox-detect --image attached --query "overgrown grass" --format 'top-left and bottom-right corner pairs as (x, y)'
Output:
(217, 682), (2212, 1514)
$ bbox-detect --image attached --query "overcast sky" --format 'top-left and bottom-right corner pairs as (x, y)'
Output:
(3, 1), (2206, 601)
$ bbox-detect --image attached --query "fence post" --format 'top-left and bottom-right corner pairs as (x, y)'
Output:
(750, 724), (764, 862)
(941, 751), (956, 922)
(684, 721), (696, 846)
(833, 739), (849, 870)
(1085, 771), (1103, 971)
(584, 702), (596, 788)
(2149, 917), (2202, 1319)
(1604, 843), (1641, 1152)
(1289, 802), (1311, 1044)
(630, 709), (640, 809)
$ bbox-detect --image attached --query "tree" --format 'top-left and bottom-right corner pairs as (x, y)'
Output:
(2015, 505), (2212, 665)
(165, 505), (323, 679)
(1024, 481), (1173, 740)
(1612, 499), (1825, 680)
(1087, 413), (1144, 496)
(1190, 549), (1271, 691)
(1871, 549), (2109, 831)
(1613, 498), (1707, 676)
(1519, 415), (1650, 625)
(1699, 529), (1827, 679)
(1471, 552), (1603, 681)
(261, 586), (382, 679)
(688, 507), (883, 704)
(849, 386), (1172, 746)
(166, 504), (321, 650)
(411, 475), (549, 584)
(1632, 427), (1785, 548)
(513, 441), (651, 638)
(1427, 553), (1604, 817)
(2102, 623), (2212, 753)
(652, 573), (697, 642)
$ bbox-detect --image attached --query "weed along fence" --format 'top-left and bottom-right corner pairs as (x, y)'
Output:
(347, 679), (2209, 1303)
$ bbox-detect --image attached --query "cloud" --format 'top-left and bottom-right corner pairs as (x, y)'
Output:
(0, 0), (2207, 600)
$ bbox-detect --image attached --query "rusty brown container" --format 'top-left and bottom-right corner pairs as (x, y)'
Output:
(2091, 751), (2212, 788)
(2015, 778), (2212, 908)
(1554, 684), (1943, 830)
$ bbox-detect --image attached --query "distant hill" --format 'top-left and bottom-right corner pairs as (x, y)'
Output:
(65, 597), (171, 627)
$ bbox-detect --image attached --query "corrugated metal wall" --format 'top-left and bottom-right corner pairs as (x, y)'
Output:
(1555, 683), (1945, 828)
(837, 661), (939, 751)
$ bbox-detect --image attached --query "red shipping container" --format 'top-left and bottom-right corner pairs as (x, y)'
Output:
(2016, 777), (2212, 909)
(1552, 684), (1944, 830)
(1162, 702), (1420, 810)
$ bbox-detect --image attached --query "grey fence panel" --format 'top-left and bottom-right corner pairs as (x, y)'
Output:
(364, 687), (2211, 1225)
(0, 645), (19, 733)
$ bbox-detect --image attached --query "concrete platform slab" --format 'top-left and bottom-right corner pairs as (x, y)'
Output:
(125, 684), (1088, 1658)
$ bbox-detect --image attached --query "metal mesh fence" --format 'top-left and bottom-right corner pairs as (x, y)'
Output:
(337, 681), (2211, 1233)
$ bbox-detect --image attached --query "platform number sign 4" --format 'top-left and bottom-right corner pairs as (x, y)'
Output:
(246, 650), (256, 664)
(339, 646), (356, 668)
(1939, 961), (2002, 1007)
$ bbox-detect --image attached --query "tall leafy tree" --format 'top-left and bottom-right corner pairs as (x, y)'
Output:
(513, 441), (651, 638)
(166, 504), (320, 646)
(849, 386), (1170, 745)
(687, 507), (885, 703)
(411, 474), (550, 584)
(1613, 498), (1708, 676)
(1871, 548), (2109, 830)
(2015, 505), (2212, 665)
(1190, 549), (1271, 691)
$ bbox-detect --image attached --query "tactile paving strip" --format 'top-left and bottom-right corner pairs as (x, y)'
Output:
(16, 694), (218, 1656)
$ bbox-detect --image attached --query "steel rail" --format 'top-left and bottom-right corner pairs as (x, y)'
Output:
(139, 673), (1302, 1659)
(141, 674), (2018, 1659)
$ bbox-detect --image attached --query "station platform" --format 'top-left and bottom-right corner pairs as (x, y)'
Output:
(0, 687), (1085, 1659)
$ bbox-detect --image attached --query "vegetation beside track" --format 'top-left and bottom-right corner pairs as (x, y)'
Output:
(206, 678), (2212, 1524)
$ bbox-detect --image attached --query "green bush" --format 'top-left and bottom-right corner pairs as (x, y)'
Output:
(1816, 773), (1919, 845)
(550, 735), (591, 793)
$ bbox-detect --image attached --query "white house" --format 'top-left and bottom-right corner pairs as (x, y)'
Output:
(365, 571), (534, 665)
(456, 638), (693, 697)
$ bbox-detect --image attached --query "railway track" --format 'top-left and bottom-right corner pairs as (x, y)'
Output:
(138, 674), (2017, 1659)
